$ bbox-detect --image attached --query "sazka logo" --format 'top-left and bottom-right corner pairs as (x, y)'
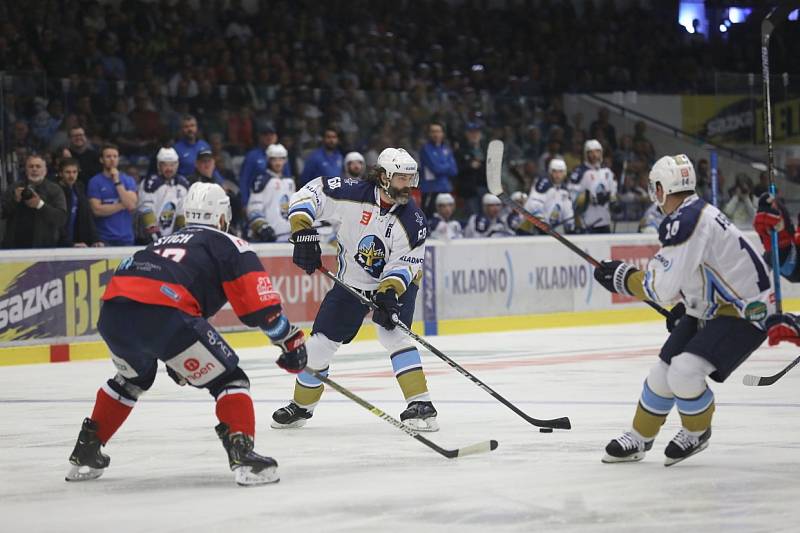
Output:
(355, 235), (387, 278)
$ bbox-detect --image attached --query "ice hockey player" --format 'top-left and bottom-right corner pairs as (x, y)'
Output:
(428, 192), (463, 240)
(65, 182), (307, 486)
(272, 147), (440, 431)
(464, 193), (514, 238)
(343, 151), (365, 180)
(246, 143), (295, 243)
(523, 158), (574, 234)
(569, 139), (617, 233)
(137, 147), (190, 242)
(506, 191), (528, 234)
(593, 154), (770, 466)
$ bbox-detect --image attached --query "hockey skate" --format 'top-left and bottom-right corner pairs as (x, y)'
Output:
(215, 423), (279, 486)
(664, 427), (711, 466)
(400, 401), (439, 432)
(602, 431), (653, 463)
(270, 402), (313, 429)
(65, 418), (110, 482)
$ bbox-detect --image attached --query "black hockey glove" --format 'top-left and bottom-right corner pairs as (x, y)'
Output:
(593, 260), (639, 296)
(666, 302), (686, 333)
(257, 224), (277, 243)
(166, 364), (187, 386)
(595, 191), (610, 206)
(372, 290), (400, 330)
(291, 228), (321, 274)
(273, 324), (308, 373)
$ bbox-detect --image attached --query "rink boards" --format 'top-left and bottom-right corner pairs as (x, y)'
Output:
(1, 233), (797, 366)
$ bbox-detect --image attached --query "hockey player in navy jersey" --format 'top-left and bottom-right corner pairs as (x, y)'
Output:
(593, 155), (770, 466)
(272, 147), (440, 432)
(66, 182), (307, 486)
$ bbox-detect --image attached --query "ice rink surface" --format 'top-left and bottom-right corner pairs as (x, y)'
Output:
(2, 320), (800, 533)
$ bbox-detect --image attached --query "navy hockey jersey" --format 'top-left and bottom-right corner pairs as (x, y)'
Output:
(103, 225), (281, 327)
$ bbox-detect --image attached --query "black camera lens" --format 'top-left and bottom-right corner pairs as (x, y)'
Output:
(21, 187), (34, 201)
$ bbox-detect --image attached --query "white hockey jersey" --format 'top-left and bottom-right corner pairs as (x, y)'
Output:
(288, 176), (427, 294)
(633, 195), (773, 324)
(137, 174), (190, 237)
(526, 176), (575, 232)
(463, 213), (514, 238)
(569, 163), (617, 230)
(428, 214), (463, 240)
(246, 170), (296, 242)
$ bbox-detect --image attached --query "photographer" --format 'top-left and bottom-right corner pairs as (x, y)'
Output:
(2, 154), (67, 248)
(723, 173), (757, 229)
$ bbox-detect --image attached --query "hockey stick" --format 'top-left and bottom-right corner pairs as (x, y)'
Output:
(742, 355), (800, 387)
(486, 139), (671, 320)
(306, 369), (498, 458)
(318, 267), (571, 430)
(762, 2), (795, 314)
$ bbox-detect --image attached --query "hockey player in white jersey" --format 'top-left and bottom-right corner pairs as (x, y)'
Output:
(246, 143), (295, 243)
(593, 154), (769, 466)
(428, 193), (463, 240)
(524, 158), (575, 233)
(137, 147), (189, 241)
(272, 147), (439, 431)
(464, 193), (514, 238)
(569, 139), (617, 233)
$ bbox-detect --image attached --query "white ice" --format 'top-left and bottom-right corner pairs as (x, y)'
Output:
(2, 321), (800, 533)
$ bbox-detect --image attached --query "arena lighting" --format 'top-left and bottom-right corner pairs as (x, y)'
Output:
(790, 9), (799, 21)
(727, 7), (752, 24)
(719, 23), (728, 32)
(678, 0), (706, 34)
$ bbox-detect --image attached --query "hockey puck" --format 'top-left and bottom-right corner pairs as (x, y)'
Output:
(539, 428), (554, 433)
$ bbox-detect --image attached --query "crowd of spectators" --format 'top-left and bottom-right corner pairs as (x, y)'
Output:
(1, 0), (783, 248)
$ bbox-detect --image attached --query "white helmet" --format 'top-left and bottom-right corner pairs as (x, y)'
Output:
(344, 151), (365, 165)
(482, 193), (502, 206)
(377, 147), (419, 187)
(584, 139), (603, 159)
(183, 182), (232, 230)
(648, 154), (696, 207)
(548, 158), (567, 173)
(156, 147), (179, 163)
(436, 192), (455, 206)
(266, 143), (288, 159)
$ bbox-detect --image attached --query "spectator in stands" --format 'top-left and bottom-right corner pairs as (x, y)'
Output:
(2, 154), (67, 248)
(753, 171), (769, 197)
(173, 115), (211, 177)
(590, 108), (617, 151)
(57, 158), (101, 247)
(10, 120), (37, 152)
(455, 122), (486, 217)
(419, 122), (458, 217)
(299, 126), (343, 187)
(723, 174), (757, 229)
(65, 126), (102, 187)
(464, 193), (514, 239)
(343, 152), (366, 180)
(87, 144), (138, 246)
(632, 121), (656, 164)
(428, 193), (463, 240)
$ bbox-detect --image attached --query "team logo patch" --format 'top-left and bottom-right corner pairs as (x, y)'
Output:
(159, 201), (177, 229)
(280, 194), (290, 219)
(184, 358), (200, 371)
(744, 301), (768, 322)
(355, 235), (387, 278)
(344, 177), (359, 186)
(415, 212), (424, 226)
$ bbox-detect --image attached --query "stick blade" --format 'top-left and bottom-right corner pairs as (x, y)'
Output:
(454, 439), (499, 458)
(486, 139), (505, 195)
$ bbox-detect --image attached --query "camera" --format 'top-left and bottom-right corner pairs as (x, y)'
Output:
(21, 186), (35, 202)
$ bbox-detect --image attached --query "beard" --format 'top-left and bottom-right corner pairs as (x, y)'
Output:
(388, 185), (411, 205)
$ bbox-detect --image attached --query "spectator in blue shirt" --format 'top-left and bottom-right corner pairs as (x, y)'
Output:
(173, 115), (211, 177)
(239, 125), (291, 206)
(419, 122), (458, 216)
(298, 127), (343, 187)
(87, 144), (138, 246)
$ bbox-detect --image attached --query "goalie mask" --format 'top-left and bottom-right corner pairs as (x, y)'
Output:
(375, 147), (419, 205)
